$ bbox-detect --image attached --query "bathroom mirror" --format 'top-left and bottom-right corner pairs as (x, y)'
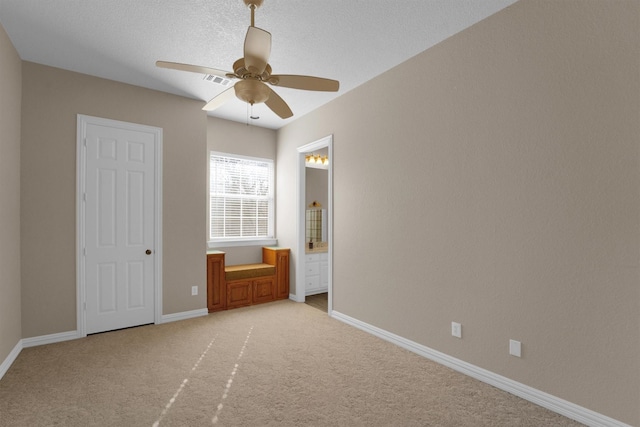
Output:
(305, 209), (326, 243)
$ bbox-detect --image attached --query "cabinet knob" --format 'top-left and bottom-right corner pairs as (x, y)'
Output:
(146, 249), (152, 255)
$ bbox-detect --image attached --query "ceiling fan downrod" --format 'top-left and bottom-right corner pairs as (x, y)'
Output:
(244, 0), (264, 27)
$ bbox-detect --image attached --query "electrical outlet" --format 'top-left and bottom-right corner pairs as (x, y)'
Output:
(451, 322), (462, 338)
(509, 339), (521, 357)
(191, 286), (198, 296)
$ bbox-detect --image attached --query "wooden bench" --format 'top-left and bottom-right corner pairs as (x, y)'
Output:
(206, 247), (290, 312)
(225, 263), (276, 281)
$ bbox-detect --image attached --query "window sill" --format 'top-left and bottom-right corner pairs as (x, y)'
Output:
(207, 238), (278, 249)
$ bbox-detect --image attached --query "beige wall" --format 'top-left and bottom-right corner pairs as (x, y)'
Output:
(20, 62), (208, 337)
(207, 116), (276, 160)
(206, 117), (277, 265)
(276, 0), (639, 424)
(0, 24), (22, 364)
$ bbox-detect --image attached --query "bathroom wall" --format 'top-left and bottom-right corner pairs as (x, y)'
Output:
(305, 167), (328, 210)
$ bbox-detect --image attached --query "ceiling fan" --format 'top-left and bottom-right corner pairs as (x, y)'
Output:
(156, 0), (340, 119)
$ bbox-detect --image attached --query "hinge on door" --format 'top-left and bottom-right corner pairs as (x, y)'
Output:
(83, 302), (86, 311)
(83, 193), (86, 202)
(83, 138), (87, 147)
(83, 247), (86, 256)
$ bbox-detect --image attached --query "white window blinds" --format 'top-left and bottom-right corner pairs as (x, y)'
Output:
(209, 152), (274, 241)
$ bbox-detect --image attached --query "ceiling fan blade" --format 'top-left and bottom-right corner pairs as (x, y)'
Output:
(156, 61), (232, 78)
(203, 85), (237, 111)
(244, 26), (271, 75)
(264, 87), (293, 119)
(269, 74), (339, 92)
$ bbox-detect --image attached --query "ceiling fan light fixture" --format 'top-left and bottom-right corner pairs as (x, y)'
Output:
(157, 0), (340, 121)
(234, 79), (270, 104)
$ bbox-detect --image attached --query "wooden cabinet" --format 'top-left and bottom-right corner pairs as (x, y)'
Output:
(253, 277), (276, 304)
(263, 247), (290, 299)
(305, 252), (328, 295)
(206, 251), (226, 312)
(207, 247), (289, 312)
(226, 276), (275, 309)
(226, 280), (252, 308)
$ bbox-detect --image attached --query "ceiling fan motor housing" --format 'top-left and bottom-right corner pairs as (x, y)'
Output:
(234, 79), (270, 104)
(243, 0), (264, 8)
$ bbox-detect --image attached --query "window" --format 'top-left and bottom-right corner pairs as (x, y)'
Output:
(209, 152), (275, 246)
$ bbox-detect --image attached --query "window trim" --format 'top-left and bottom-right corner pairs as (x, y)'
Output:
(207, 151), (276, 247)
(207, 238), (278, 249)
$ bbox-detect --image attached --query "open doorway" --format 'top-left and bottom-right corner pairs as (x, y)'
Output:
(296, 135), (333, 314)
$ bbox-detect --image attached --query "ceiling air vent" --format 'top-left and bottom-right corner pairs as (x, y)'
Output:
(203, 74), (231, 86)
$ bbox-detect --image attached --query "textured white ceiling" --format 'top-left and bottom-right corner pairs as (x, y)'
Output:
(0, 0), (517, 129)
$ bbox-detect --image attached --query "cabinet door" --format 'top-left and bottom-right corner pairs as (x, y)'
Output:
(207, 253), (225, 312)
(320, 261), (329, 288)
(253, 277), (275, 304)
(305, 253), (319, 263)
(305, 275), (320, 293)
(276, 251), (290, 299)
(227, 280), (252, 308)
(263, 247), (290, 300)
(306, 261), (320, 276)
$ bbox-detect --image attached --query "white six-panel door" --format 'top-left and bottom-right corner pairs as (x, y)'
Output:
(79, 116), (161, 335)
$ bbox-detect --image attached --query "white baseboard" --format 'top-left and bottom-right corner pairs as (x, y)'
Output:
(0, 340), (23, 380)
(331, 310), (631, 427)
(1, 310), (206, 381)
(290, 293), (304, 302)
(22, 330), (81, 348)
(161, 308), (208, 323)
(1, 330), (81, 380)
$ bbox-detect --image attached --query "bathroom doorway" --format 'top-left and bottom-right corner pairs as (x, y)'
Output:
(296, 135), (333, 313)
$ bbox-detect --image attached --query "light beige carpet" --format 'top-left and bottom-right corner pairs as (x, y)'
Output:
(0, 300), (583, 426)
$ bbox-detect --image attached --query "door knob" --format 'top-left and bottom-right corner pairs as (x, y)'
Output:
(146, 249), (152, 255)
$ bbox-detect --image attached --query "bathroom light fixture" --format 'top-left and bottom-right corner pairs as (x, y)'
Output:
(305, 154), (329, 168)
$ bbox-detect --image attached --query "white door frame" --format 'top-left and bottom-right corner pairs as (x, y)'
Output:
(296, 135), (333, 313)
(76, 114), (163, 337)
